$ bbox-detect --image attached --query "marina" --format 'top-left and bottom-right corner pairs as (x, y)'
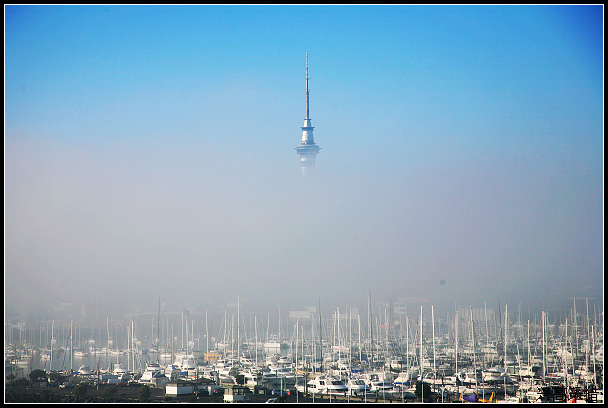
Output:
(5, 297), (603, 403)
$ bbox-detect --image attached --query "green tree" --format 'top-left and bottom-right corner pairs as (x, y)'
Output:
(102, 385), (118, 400)
(414, 380), (431, 400)
(14, 377), (30, 387)
(5, 388), (17, 402)
(72, 383), (88, 398)
(139, 385), (151, 402)
(29, 369), (47, 382)
(163, 395), (174, 403)
(235, 374), (245, 385)
(40, 389), (52, 400)
(5, 373), (16, 386)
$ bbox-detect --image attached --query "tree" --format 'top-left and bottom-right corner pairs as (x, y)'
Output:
(414, 380), (431, 400)
(72, 383), (88, 398)
(29, 369), (47, 382)
(235, 374), (245, 385)
(13, 377), (30, 387)
(102, 385), (118, 400)
(139, 385), (151, 402)
(6, 373), (16, 385)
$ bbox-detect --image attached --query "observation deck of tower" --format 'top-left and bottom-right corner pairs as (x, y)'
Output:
(295, 53), (320, 175)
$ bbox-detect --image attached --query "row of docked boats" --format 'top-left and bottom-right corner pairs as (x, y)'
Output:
(6, 299), (604, 404)
(24, 336), (600, 402)
(9, 331), (603, 403)
(194, 341), (602, 403)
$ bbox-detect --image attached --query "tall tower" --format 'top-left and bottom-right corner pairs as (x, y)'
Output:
(295, 53), (320, 176)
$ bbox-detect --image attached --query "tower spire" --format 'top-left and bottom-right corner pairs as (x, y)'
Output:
(306, 52), (310, 120)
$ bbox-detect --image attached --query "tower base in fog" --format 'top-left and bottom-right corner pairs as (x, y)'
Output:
(296, 143), (320, 177)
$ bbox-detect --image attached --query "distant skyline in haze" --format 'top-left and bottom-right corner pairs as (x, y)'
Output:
(5, 5), (603, 318)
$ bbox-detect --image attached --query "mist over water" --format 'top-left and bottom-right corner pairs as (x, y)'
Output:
(5, 129), (602, 322)
(5, 5), (603, 329)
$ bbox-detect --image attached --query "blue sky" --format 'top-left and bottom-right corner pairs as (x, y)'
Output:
(5, 5), (603, 315)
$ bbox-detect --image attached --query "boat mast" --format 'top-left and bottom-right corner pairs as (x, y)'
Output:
(432, 305), (436, 386)
(406, 316), (409, 386)
(318, 297), (322, 369)
(205, 309), (209, 357)
(295, 318), (299, 374)
(368, 293), (373, 370)
(358, 314), (362, 366)
(455, 309), (459, 396)
(470, 307), (478, 395)
(70, 320), (73, 373)
(157, 297), (161, 363)
(484, 301), (489, 346)
(542, 311), (546, 378)
(254, 316), (258, 368)
(50, 320), (54, 372)
(591, 325), (596, 386)
(237, 296), (240, 365)
(527, 319), (531, 375)
(564, 318), (569, 390)
(504, 304), (508, 372)
(419, 306), (423, 390)
(131, 320), (135, 372)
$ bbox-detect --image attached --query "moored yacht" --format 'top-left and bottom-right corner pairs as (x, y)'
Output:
(307, 375), (348, 395)
(78, 366), (93, 375)
(144, 362), (162, 372)
(268, 365), (295, 380)
(346, 378), (370, 396)
(276, 356), (292, 367)
(363, 371), (396, 397)
(482, 366), (505, 383)
(139, 363), (168, 386)
(113, 362), (128, 378)
(163, 364), (181, 380)
(393, 370), (418, 386)
(240, 355), (255, 366)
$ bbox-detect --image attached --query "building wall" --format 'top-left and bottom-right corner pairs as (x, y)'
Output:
(166, 383), (194, 395)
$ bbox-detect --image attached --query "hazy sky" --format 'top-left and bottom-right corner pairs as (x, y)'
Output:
(5, 5), (603, 317)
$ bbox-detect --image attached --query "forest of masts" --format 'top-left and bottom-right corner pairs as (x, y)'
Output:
(6, 296), (603, 381)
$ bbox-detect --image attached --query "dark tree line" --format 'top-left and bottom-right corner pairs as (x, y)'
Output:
(5, 389), (138, 403)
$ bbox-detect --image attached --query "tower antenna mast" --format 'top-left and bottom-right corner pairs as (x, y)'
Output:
(306, 52), (310, 120)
